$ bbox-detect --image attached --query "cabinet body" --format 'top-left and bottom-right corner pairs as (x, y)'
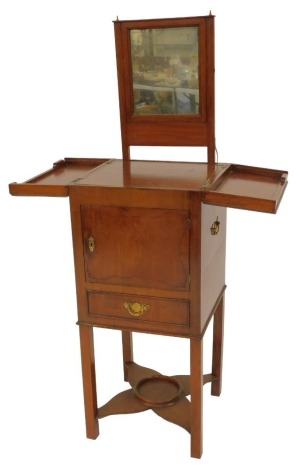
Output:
(69, 184), (226, 338)
(9, 156), (287, 340)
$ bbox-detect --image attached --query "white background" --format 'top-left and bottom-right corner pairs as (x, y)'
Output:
(1, 1), (298, 468)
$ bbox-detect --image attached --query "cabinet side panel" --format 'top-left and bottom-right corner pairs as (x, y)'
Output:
(200, 204), (226, 331)
(69, 190), (89, 320)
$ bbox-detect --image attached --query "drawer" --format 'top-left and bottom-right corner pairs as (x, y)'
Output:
(87, 291), (190, 328)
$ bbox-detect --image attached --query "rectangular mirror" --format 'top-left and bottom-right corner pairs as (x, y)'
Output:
(130, 27), (199, 115)
(114, 15), (214, 159)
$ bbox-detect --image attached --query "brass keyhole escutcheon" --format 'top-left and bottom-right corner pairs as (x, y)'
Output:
(210, 217), (220, 235)
(88, 236), (95, 253)
(124, 302), (150, 316)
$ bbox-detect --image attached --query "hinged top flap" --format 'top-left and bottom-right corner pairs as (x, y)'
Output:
(202, 164), (288, 213)
(9, 158), (111, 197)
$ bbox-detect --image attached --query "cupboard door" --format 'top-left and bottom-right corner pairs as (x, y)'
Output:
(81, 206), (190, 291)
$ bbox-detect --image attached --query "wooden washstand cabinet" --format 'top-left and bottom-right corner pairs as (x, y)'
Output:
(9, 15), (288, 459)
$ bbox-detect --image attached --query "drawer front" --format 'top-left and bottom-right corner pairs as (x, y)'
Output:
(87, 291), (190, 328)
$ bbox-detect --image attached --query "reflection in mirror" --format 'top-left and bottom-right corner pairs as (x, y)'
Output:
(130, 27), (199, 115)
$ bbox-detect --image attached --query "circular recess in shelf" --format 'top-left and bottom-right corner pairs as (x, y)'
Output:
(133, 375), (183, 407)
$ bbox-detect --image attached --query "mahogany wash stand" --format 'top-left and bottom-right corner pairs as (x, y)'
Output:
(9, 15), (288, 459)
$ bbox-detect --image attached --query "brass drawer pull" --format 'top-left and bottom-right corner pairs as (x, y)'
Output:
(124, 302), (150, 316)
(88, 236), (95, 252)
(210, 217), (220, 235)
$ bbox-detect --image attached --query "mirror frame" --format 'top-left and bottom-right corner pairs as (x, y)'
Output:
(114, 15), (215, 163)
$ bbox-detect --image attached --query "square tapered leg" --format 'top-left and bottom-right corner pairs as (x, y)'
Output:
(79, 325), (99, 439)
(190, 337), (203, 458)
(122, 330), (133, 382)
(211, 295), (225, 397)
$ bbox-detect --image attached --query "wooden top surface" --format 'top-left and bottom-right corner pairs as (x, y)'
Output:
(9, 158), (288, 213)
(75, 159), (228, 191)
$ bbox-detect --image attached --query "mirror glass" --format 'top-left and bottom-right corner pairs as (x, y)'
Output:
(130, 27), (199, 115)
